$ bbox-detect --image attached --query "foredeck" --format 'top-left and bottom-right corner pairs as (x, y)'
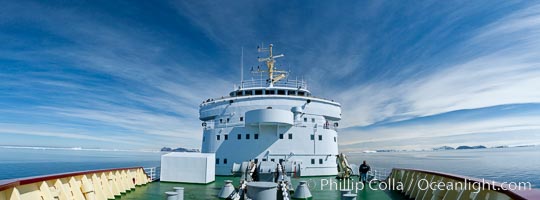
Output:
(117, 176), (406, 200)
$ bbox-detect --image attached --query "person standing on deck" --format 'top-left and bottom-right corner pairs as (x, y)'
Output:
(359, 160), (371, 184)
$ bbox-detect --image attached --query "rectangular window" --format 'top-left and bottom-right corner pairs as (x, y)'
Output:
(310, 134), (314, 140)
(334, 137), (336, 142)
(237, 134), (241, 140)
(271, 158), (275, 162)
(279, 159), (284, 164)
(225, 135), (229, 140)
(224, 159), (227, 164)
(220, 119), (223, 123)
(203, 136), (205, 142)
(227, 118), (230, 123)
(262, 158), (267, 161)
(312, 118), (315, 123)
(318, 135), (323, 141)
(240, 117), (244, 121)
(288, 133), (293, 139)
(216, 158), (220, 164)
(246, 134), (250, 140)
(311, 159), (315, 164)
(279, 134), (284, 139)
(288, 90), (296, 95)
(254, 158), (258, 163)
(254, 134), (259, 139)
(217, 135), (220, 140)
(304, 118), (307, 122)
(319, 159), (323, 164)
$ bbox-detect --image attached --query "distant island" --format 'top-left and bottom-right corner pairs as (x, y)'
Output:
(433, 146), (455, 151)
(160, 147), (200, 152)
(455, 145), (486, 150)
(356, 144), (538, 153)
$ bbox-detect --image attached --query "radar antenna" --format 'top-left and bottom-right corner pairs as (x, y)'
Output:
(257, 44), (287, 87)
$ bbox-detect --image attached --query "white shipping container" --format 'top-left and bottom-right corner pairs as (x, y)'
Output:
(160, 152), (215, 184)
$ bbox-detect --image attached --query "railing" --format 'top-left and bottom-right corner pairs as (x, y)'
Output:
(0, 167), (151, 200)
(388, 168), (540, 200)
(240, 78), (307, 89)
(144, 167), (160, 181)
(369, 167), (392, 181)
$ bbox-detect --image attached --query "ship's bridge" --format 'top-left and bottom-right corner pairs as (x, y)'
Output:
(229, 79), (310, 97)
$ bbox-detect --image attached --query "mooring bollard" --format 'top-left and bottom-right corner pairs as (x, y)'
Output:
(173, 187), (184, 200)
(291, 181), (312, 199)
(246, 182), (278, 200)
(342, 193), (357, 200)
(165, 191), (178, 200)
(218, 180), (236, 199)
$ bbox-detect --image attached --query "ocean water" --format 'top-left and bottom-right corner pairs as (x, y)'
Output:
(347, 146), (540, 188)
(0, 147), (163, 180)
(0, 146), (538, 188)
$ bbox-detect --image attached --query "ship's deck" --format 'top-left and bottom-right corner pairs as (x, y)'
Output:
(117, 176), (407, 200)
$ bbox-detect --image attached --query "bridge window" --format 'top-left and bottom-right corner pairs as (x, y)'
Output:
(267, 90), (275, 95)
(237, 134), (242, 140)
(279, 134), (284, 139)
(288, 90), (296, 95)
(255, 90), (263, 95)
(311, 159), (315, 165)
(236, 91), (242, 96)
(254, 134), (259, 139)
(310, 134), (314, 140)
(217, 135), (220, 140)
(224, 159), (227, 164)
(246, 134), (250, 140)
(216, 158), (219, 164)
(319, 159), (323, 164)
(298, 91), (305, 96)
(254, 159), (258, 163)
(277, 90), (285, 95)
(288, 133), (293, 139)
(225, 135), (229, 140)
(245, 90), (253, 96)
(318, 135), (323, 141)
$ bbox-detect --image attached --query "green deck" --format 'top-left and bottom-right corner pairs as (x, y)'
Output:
(117, 176), (406, 199)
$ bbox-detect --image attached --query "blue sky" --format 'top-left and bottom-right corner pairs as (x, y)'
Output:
(1, 0), (539, 151)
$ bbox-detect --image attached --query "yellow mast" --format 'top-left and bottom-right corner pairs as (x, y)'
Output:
(258, 44), (286, 87)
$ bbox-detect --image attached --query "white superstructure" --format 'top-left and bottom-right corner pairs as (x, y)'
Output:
(200, 44), (341, 176)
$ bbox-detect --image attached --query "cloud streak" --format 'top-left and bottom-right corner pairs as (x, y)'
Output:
(0, 0), (539, 151)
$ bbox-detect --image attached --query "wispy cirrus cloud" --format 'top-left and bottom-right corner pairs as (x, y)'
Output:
(1, 0), (539, 151)
(0, 0), (232, 149)
(336, 4), (540, 149)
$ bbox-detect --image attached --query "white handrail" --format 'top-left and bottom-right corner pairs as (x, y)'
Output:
(143, 167), (160, 181)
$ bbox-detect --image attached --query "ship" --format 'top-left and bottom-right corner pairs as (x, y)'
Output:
(1, 45), (539, 200)
(199, 44), (341, 176)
